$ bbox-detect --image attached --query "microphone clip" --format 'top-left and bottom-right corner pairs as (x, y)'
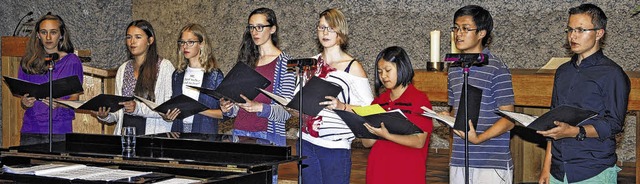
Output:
(287, 58), (317, 74)
(45, 53), (60, 70)
(444, 53), (489, 68)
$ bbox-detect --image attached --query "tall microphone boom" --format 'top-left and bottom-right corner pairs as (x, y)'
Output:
(444, 53), (489, 67)
(13, 12), (33, 36)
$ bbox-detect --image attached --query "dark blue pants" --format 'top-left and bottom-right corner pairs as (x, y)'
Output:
(301, 140), (351, 184)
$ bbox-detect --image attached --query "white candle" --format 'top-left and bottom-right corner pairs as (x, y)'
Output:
(451, 31), (460, 53)
(430, 30), (441, 62)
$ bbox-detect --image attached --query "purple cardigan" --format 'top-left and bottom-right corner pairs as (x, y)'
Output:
(18, 53), (83, 134)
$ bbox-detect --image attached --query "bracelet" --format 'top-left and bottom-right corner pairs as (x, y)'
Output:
(342, 104), (348, 111)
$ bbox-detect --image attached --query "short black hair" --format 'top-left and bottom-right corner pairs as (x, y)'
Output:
(453, 5), (493, 47)
(568, 3), (607, 46)
(374, 46), (414, 92)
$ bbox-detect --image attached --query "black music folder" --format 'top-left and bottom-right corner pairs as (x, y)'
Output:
(55, 94), (134, 112)
(258, 76), (342, 116)
(134, 94), (209, 119)
(2, 75), (83, 99)
(453, 84), (482, 131)
(190, 62), (271, 103)
(497, 105), (598, 131)
(334, 109), (424, 139)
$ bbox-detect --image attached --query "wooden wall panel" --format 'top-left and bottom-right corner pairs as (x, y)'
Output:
(2, 56), (25, 147)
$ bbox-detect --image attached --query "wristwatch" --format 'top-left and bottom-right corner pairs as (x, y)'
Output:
(576, 126), (586, 141)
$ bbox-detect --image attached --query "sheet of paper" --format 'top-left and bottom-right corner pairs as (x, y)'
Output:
(351, 104), (386, 116)
(153, 178), (200, 184)
(497, 110), (538, 127)
(421, 107), (455, 128)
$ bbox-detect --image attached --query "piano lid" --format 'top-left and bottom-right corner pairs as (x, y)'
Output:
(7, 133), (300, 170)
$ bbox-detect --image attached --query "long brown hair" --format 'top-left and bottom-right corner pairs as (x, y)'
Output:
(128, 20), (161, 101)
(20, 13), (75, 74)
(176, 24), (217, 73)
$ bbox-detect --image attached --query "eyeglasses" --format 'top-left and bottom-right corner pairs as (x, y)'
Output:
(177, 40), (200, 47)
(247, 24), (273, 32)
(564, 27), (600, 34)
(451, 26), (478, 33)
(317, 26), (336, 33)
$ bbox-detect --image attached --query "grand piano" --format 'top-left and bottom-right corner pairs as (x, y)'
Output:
(0, 133), (300, 183)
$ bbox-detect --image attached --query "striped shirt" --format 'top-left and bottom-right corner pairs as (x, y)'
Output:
(447, 48), (515, 170)
(226, 52), (295, 146)
(302, 56), (374, 149)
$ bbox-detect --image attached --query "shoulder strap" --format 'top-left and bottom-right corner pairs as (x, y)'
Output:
(344, 59), (356, 72)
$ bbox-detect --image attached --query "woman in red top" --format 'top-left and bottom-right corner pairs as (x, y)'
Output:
(362, 46), (433, 184)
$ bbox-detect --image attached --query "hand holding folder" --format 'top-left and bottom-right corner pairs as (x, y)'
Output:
(55, 94), (134, 112)
(335, 107), (423, 139)
(134, 94), (208, 119)
(496, 105), (598, 131)
(3, 75), (83, 99)
(258, 76), (342, 116)
(421, 85), (482, 131)
(190, 62), (271, 103)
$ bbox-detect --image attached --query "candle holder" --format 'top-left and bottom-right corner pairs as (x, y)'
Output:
(427, 61), (449, 72)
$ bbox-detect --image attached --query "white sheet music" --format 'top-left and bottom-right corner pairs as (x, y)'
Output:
(3, 164), (86, 175)
(39, 166), (111, 179)
(153, 178), (200, 184)
(497, 110), (538, 127)
(3, 164), (151, 181)
(421, 107), (455, 128)
(78, 169), (151, 181)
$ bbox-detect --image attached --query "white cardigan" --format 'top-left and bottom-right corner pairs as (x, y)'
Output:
(98, 59), (175, 135)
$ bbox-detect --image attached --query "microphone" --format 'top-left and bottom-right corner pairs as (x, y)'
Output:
(45, 53), (60, 61)
(287, 58), (317, 72)
(45, 53), (59, 70)
(444, 53), (489, 67)
(13, 11), (33, 36)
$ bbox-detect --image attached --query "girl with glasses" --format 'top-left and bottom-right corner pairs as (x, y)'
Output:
(300, 8), (374, 184)
(220, 7), (296, 184)
(163, 23), (225, 134)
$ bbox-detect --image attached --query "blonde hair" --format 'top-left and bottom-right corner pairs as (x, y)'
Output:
(319, 8), (349, 50)
(176, 23), (217, 73)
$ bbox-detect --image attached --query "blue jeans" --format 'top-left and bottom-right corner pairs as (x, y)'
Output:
(301, 140), (351, 184)
(550, 166), (621, 184)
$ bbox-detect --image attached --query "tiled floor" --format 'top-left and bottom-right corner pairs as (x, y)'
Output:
(279, 140), (636, 184)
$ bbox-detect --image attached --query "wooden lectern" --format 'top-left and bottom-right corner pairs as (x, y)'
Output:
(1, 36), (29, 148)
(1, 36), (118, 148)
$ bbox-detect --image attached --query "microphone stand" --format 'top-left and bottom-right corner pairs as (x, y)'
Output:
(462, 62), (471, 184)
(47, 56), (54, 152)
(293, 66), (310, 184)
(446, 53), (486, 184)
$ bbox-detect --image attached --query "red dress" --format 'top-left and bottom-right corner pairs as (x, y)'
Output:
(366, 84), (433, 184)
